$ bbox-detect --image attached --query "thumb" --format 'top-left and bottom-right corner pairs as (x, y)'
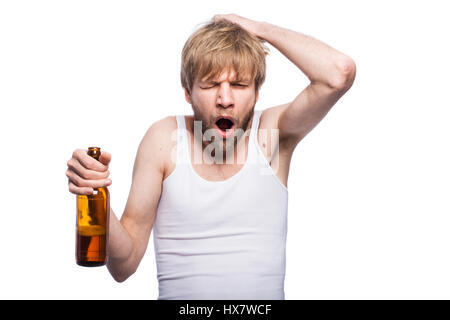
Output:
(99, 151), (112, 166)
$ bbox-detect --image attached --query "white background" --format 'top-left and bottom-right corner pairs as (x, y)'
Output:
(1, 0), (449, 299)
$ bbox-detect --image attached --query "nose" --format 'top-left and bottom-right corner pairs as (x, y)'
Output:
(216, 83), (234, 109)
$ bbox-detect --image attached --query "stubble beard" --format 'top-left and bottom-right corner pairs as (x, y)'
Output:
(192, 104), (255, 164)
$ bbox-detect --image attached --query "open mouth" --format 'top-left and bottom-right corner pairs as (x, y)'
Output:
(215, 117), (235, 138)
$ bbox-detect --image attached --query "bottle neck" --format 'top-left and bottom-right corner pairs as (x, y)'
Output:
(87, 147), (101, 160)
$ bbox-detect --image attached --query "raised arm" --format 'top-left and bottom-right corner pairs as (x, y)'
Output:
(213, 14), (356, 147)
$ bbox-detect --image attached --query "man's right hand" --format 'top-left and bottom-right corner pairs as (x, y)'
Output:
(66, 148), (112, 195)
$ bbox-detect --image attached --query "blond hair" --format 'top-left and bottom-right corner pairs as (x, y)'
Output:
(181, 20), (269, 94)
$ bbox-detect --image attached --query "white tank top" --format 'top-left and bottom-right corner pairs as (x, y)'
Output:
(153, 110), (288, 300)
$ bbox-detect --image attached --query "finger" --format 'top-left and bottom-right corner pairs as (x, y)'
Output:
(98, 151), (112, 167)
(213, 14), (224, 22)
(73, 149), (108, 172)
(68, 181), (94, 195)
(66, 169), (112, 189)
(67, 158), (110, 180)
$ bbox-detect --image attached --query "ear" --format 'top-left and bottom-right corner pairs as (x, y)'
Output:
(255, 89), (259, 103)
(184, 88), (192, 104)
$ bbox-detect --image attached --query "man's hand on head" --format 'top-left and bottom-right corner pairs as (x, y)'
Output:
(212, 14), (266, 40)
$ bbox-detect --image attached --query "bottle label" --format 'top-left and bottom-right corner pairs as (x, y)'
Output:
(77, 225), (106, 237)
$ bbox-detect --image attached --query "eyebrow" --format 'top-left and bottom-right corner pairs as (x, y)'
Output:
(200, 79), (251, 84)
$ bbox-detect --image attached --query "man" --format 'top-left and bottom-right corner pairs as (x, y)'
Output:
(66, 14), (356, 299)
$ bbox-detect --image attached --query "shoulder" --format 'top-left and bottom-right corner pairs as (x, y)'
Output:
(141, 116), (177, 149)
(137, 115), (179, 176)
(258, 104), (298, 156)
(258, 104), (290, 145)
(258, 104), (290, 131)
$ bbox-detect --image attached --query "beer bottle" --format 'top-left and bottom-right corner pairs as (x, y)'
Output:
(76, 147), (110, 267)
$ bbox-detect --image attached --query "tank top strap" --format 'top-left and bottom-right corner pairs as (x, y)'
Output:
(175, 115), (190, 165)
(247, 109), (263, 165)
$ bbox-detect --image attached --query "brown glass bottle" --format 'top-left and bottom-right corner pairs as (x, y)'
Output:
(76, 147), (110, 267)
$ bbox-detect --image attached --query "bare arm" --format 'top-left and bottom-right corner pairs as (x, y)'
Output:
(106, 119), (168, 282)
(259, 21), (356, 145)
(213, 14), (356, 146)
(67, 118), (169, 282)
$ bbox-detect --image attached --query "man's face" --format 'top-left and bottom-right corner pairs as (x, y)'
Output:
(185, 68), (259, 152)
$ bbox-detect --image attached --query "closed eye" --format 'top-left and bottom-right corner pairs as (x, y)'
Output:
(199, 83), (248, 89)
(200, 83), (218, 89)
